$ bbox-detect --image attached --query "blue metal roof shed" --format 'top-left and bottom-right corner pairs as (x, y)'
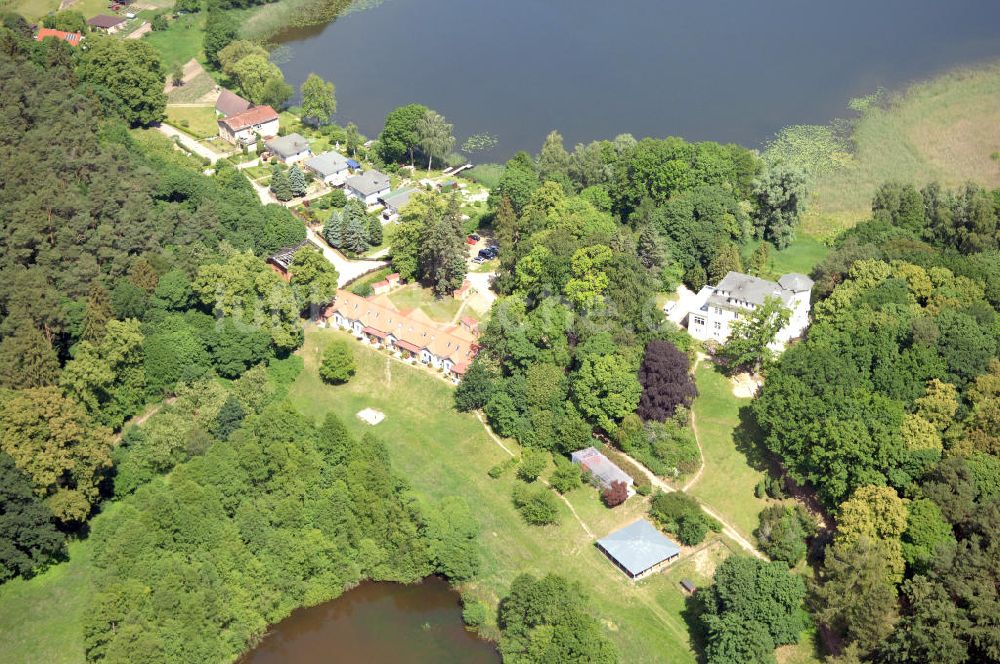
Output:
(596, 519), (681, 579)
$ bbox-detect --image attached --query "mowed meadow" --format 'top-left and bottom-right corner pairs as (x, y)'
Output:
(287, 326), (705, 662)
(802, 61), (1000, 239)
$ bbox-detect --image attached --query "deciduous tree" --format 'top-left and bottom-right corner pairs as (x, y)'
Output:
(721, 295), (790, 374)
(637, 339), (697, 421)
(300, 73), (336, 126)
(319, 340), (355, 384)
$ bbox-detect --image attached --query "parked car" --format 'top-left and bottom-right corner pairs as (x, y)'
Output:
(477, 248), (491, 259)
(472, 256), (485, 264)
(466, 236), (478, 245)
(470, 233), (480, 241)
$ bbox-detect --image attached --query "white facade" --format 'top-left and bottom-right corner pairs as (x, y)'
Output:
(687, 272), (813, 349)
(218, 117), (278, 146)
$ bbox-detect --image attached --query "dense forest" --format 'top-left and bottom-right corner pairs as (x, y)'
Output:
(754, 181), (999, 663)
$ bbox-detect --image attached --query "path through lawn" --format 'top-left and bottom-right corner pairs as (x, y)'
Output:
(687, 362), (769, 541)
(288, 327), (699, 662)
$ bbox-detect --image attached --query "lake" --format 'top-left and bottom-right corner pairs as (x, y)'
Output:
(274, 0), (1000, 160)
(241, 578), (499, 664)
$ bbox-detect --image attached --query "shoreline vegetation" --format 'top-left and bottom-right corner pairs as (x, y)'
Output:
(242, 0), (383, 43)
(771, 60), (1000, 241)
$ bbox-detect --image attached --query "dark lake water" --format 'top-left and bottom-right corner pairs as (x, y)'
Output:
(274, 0), (1000, 160)
(241, 578), (499, 664)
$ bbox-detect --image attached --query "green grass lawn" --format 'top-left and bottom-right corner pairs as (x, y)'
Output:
(1, 0), (58, 20)
(0, 516), (109, 664)
(388, 284), (463, 323)
(145, 12), (205, 69)
(803, 61), (1000, 239)
(165, 105), (218, 139)
(687, 362), (769, 541)
(287, 326), (700, 662)
(743, 235), (829, 279)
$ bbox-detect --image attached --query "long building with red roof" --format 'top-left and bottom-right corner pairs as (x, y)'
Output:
(324, 289), (479, 381)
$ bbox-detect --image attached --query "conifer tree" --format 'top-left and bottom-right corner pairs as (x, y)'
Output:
(324, 209), (346, 247)
(368, 216), (383, 246)
(748, 242), (770, 276)
(82, 284), (111, 342)
(288, 165), (306, 198)
(344, 215), (369, 254)
(0, 325), (60, 389)
(270, 169), (293, 202)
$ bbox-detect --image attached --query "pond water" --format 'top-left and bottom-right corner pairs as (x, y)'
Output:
(241, 578), (499, 664)
(274, 0), (1000, 160)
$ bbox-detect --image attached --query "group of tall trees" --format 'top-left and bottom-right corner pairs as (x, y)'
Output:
(389, 192), (469, 295)
(377, 103), (456, 170)
(753, 181), (1000, 662)
(0, 27), (307, 576)
(85, 404), (481, 663)
(324, 199), (383, 255)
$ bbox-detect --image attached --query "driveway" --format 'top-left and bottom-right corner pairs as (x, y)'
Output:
(465, 270), (496, 305)
(305, 226), (386, 287)
(156, 123), (225, 164)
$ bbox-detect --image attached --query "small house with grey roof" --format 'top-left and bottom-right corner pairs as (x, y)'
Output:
(687, 271), (813, 349)
(305, 150), (351, 186)
(346, 170), (391, 207)
(596, 519), (681, 580)
(265, 133), (312, 164)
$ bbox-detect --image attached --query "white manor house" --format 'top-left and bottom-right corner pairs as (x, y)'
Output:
(687, 271), (813, 348)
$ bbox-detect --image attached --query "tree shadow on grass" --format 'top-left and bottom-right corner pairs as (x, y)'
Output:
(731, 403), (773, 474)
(680, 589), (710, 664)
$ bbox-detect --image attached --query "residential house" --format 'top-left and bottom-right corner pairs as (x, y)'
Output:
(687, 271), (813, 348)
(596, 519), (681, 580)
(215, 89), (251, 118)
(266, 240), (322, 282)
(217, 105), (279, 146)
(324, 289), (478, 381)
(305, 150), (351, 186)
(571, 447), (634, 493)
(35, 28), (82, 45)
(345, 170), (391, 207)
(379, 188), (417, 221)
(87, 15), (126, 33)
(266, 133), (312, 165)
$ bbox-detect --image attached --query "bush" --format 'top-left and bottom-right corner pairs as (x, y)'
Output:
(351, 283), (374, 297)
(517, 448), (547, 482)
(549, 458), (582, 494)
(602, 480), (628, 507)
(649, 490), (720, 546)
(754, 504), (816, 565)
(488, 457), (517, 479)
(600, 446), (651, 494)
(462, 600), (489, 628)
(151, 13), (168, 30)
(512, 483), (560, 526)
(319, 340), (355, 384)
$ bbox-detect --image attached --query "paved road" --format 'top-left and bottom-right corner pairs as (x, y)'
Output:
(156, 123), (225, 164)
(305, 225), (386, 287)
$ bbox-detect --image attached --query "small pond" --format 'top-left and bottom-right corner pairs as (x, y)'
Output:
(241, 577), (500, 664)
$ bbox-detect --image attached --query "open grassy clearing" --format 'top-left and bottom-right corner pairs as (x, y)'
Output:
(743, 235), (829, 278)
(287, 326), (700, 662)
(166, 71), (217, 103)
(387, 284), (464, 323)
(803, 61), (1000, 239)
(0, 512), (112, 664)
(165, 104), (218, 138)
(687, 362), (768, 541)
(145, 12), (205, 69)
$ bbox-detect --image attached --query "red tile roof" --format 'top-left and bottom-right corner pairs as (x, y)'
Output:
(219, 105), (279, 132)
(328, 289), (478, 367)
(35, 28), (82, 45)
